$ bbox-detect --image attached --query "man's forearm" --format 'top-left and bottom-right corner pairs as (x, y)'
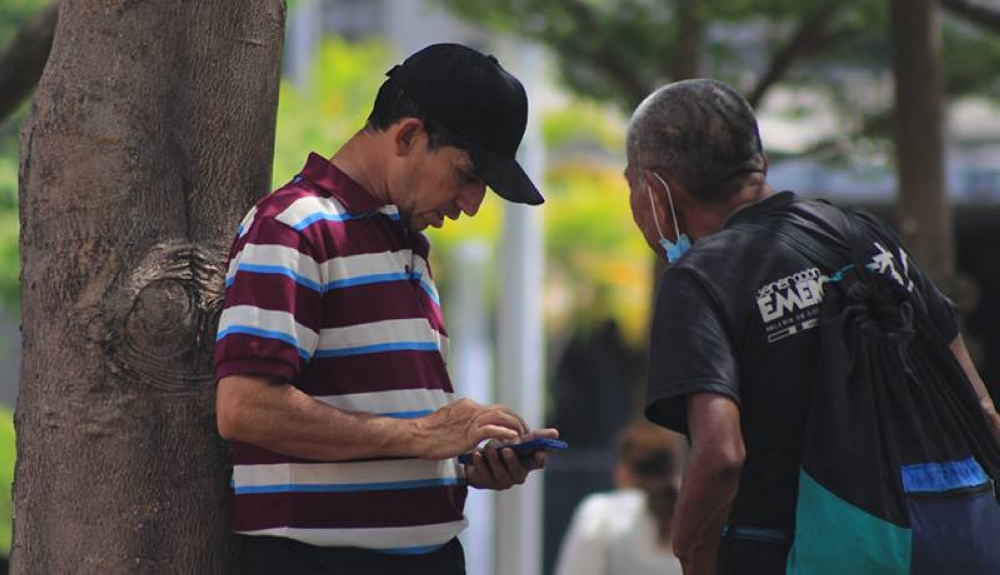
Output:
(217, 375), (429, 461)
(671, 449), (741, 575)
(949, 335), (1000, 444)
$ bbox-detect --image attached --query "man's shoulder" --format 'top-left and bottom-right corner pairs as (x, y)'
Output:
(669, 225), (769, 284)
(675, 193), (841, 272)
(254, 179), (323, 216)
(245, 179), (355, 234)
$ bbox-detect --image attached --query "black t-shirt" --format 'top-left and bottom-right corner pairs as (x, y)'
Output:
(644, 191), (959, 529)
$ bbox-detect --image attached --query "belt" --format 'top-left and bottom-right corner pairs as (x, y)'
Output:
(722, 525), (791, 544)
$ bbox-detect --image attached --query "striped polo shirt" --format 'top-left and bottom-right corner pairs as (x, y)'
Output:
(214, 152), (468, 554)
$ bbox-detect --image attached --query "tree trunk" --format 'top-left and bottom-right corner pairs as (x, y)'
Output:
(13, 1), (285, 573)
(676, 0), (702, 80)
(890, 0), (953, 291)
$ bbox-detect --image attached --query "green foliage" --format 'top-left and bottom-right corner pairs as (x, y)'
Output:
(435, 0), (1000, 158)
(435, 0), (674, 108)
(272, 37), (391, 187)
(0, 406), (11, 556)
(0, 0), (49, 50)
(542, 101), (624, 153)
(0, 154), (16, 210)
(0, 0), (44, 314)
(435, 0), (894, 102)
(0, 209), (17, 314)
(0, 105), (23, 313)
(0, 0), (46, 144)
(942, 21), (1000, 96)
(543, 161), (652, 345)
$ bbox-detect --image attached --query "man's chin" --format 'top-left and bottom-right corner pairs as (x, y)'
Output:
(407, 221), (434, 232)
(409, 217), (444, 231)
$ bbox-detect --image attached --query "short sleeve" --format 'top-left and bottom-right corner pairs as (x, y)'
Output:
(645, 269), (740, 434)
(214, 210), (324, 383)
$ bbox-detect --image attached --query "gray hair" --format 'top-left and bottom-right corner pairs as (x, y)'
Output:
(626, 79), (765, 203)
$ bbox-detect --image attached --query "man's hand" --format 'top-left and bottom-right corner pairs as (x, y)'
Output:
(414, 398), (530, 460)
(464, 429), (560, 490)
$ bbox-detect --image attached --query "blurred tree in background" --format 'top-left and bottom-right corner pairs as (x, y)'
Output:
(435, 0), (1000, 154)
(0, 0), (52, 313)
(435, 0), (1000, 293)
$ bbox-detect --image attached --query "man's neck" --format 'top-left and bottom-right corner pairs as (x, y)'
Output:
(329, 131), (393, 204)
(689, 181), (774, 240)
(724, 181), (774, 221)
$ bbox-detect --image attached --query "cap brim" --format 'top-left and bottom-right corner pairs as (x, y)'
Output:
(468, 145), (544, 206)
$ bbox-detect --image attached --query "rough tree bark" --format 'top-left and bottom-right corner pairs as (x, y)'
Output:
(890, 0), (953, 291)
(13, 1), (285, 573)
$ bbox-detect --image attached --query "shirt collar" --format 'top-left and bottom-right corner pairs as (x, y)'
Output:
(298, 152), (386, 214)
(725, 190), (797, 229)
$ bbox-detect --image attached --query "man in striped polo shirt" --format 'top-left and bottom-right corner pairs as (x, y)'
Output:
(214, 43), (558, 574)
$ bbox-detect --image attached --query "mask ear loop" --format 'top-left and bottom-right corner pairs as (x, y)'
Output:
(645, 176), (668, 241)
(653, 172), (682, 240)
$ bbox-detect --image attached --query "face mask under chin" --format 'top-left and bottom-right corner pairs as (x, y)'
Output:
(647, 172), (692, 264)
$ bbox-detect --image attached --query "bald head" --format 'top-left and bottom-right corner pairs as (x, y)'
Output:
(627, 79), (765, 203)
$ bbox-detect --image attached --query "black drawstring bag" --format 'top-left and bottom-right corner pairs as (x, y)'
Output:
(738, 206), (1000, 574)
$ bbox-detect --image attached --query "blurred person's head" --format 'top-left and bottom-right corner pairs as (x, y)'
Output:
(353, 43), (542, 232)
(624, 79), (771, 263)
(615, 420), (686, 547)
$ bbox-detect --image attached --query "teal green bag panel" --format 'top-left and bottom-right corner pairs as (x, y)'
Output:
(786, 470), (911, 575)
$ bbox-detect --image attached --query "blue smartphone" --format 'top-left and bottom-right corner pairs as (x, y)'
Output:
(458, 438), (568, 465)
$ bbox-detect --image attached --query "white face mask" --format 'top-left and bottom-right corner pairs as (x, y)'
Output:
(646, 172), (692, 264)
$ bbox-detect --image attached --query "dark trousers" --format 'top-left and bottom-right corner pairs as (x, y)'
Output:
(717, 533), (790, 575)
(239, 535), (466, 575)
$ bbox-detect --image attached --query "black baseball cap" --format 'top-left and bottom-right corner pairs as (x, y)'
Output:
(385, 43), (544, 205)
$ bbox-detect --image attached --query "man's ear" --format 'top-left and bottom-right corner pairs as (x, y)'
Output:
(393, 118), (424, 157)
(761, 152), (770, 177)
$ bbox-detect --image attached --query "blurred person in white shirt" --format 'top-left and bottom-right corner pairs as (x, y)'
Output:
(554, 420), (685, 575)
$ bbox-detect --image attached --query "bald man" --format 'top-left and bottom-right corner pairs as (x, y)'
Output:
(623, 79), (1000, 575)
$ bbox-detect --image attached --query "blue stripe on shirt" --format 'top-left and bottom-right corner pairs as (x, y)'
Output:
(314, 341), (440, 358)
(382, 410), (433, 419)
(291, 209), (400, 231)
(226, 264), (322, 292)
(233, 477), (460, 495)
(325, 272), (416, 290)
(217, 326), (311, 359)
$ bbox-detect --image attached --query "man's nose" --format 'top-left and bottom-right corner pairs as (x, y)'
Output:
(459, 183), (487, 217)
